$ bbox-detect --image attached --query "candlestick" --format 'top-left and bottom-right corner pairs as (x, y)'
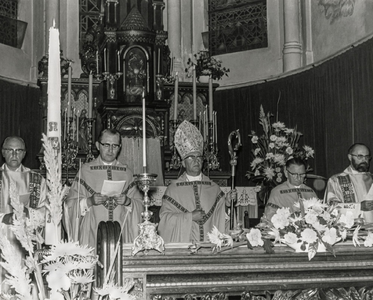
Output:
(64, 109), (67, 141)
(142, 91), (147, 172)
(192, 66), (197, 120)
(209, 77), (213, 121)
(214, 111), (218, 145)
(88, 73), (93, 118)
(173, 72), (179, 120)
(104, 48), (107, 72)
(67, 64), (72, 134)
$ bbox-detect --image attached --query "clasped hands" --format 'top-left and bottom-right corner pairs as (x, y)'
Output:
(87, 193), (130, 208)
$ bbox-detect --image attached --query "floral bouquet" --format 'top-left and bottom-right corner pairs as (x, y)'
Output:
(201, 198), (373, 261)
(246, 105), (314, 204)
(259, 197), (358, 260)
(185, 50), (230, 81)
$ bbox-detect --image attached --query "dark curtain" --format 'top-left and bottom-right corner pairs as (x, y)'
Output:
(0, 79), (42, 169)
(215, 37), (373, 196)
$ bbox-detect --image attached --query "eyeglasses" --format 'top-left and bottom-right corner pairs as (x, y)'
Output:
(2, 148), (25, 155)
(184, 155), (203, 162)
(350, 154), (371, 161)
(286, 169), (306, 178)
(98, 142), (121, 150)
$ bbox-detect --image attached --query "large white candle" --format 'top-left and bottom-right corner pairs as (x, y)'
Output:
(96, 51), (99, 74)
(208, 77), (213, 121)
(192, 66), (197, 120)
(76, 110), (79, 143)
(173, 72), (179, 120)
(142, 90), (147, 172)
(88, 73), (93, 118)
(47, 21), (61, 142)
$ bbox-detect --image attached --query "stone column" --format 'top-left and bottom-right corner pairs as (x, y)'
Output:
(167, 0), (182, 75)
(283, 0), (302, 72)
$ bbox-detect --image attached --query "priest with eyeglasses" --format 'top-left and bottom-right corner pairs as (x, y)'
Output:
(158, 120), (231, 243)
(324, 143), (373, 208)
(65, 128), (143, 249)
(263, 157), (317, 221)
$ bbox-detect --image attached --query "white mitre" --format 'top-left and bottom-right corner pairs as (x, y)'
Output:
(174, 120), (203, 159)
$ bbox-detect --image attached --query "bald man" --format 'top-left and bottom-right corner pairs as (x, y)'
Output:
(0, 136), (47, 292)
(324, 143), (372, 204)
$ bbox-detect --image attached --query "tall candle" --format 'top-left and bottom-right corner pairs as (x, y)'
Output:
(192, 66), (197, 120)
(142, 90), (147, 172)
(47, 21), (61, 142)
(64, 108), (67, 141)
(76, 110), (79, 143)
(67, 64), (72, 133)
(208, 77), (213, 121)
(157, 48), (161, 74)
(96, 50), (99, 74)
(214, 111), (218, 144)
(117, 50), (120, 72)
(173, 72), (179, 120)
(88, 73), (93, 118)
(104, 48), (107, 72)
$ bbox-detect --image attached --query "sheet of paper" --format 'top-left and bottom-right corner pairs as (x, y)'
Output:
(101, 180), (126, 197)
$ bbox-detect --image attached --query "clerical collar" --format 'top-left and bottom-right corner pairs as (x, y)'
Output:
(186, 173), (202, 182)
(102, 160), (116, 166)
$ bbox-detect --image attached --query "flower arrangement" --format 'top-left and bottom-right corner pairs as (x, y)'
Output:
(200, 198), (373, 261)
(0, 135), (134, 300)
(185, 50), (230, 81)
(246, 105), (315, 203)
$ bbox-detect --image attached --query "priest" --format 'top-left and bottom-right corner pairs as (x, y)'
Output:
(158, 120), (229, 243)
(65, 129), (143, 249)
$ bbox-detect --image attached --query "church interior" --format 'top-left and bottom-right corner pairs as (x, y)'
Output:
(2, 0), (373, 299)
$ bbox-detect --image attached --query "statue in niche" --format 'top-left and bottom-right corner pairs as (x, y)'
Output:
(125, 48), (147, 102)
(78, 109), (89, 151)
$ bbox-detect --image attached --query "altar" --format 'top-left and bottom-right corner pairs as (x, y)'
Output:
(96, 240), (373, 299)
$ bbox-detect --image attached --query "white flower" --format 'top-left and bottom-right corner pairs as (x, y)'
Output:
(364, 232), (373, 247)
(322, 227), (338, 245)
(266, 153), (274, 160)
(301, 228), (318, 244)
(275, 136), (287, 147)
(272, 122), (286, 130)
(263, 167), (275, 180)
(270, 135), (277, 141)
(254, 148), (261, 155)
(250, 157), (264, 170)
(303, 145), (314, 158)
(304, 210), (319, 225)
(285, 147), (293, 155)
(312, 221), (327, 232)
(269, 142), (275, 149)
(251, 136), (259, 144)
(283, 232), (298, 244)
(253, 185), (262, 192)
(339, 211), (355, 229)
(271, 207), (291, 229)
(246, 228), (264, 247)
(46, 269), (71, 291)
(273, 154), (286, 166)
(276, 177), (282, 183)
(254, 170), (261, 176)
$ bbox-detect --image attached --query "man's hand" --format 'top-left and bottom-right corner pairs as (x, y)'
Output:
(226, 189), (237, 206)
(192, 209), (205, 222)
(114, 194), (131, 206)
(87, 193), (108, 207)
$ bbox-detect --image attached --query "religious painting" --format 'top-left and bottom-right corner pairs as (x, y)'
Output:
(124, 47), (147, 102)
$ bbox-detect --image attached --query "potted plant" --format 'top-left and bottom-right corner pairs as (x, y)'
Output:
(185, 50), (230, 82)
